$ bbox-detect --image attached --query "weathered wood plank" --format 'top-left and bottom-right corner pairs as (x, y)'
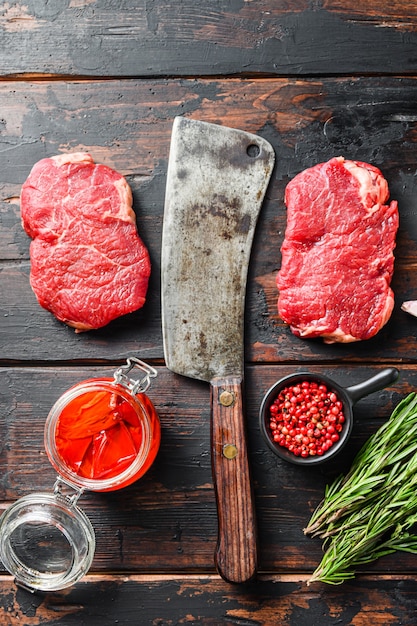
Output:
(0, 364), (411, 576)
(0, 78), (417, 362)
(1, 574), (417, 625)
(2, 1), (417, 77)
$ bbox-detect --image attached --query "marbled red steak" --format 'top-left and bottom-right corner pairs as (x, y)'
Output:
(277, 157), (399, 343)
(21, 153), (151, 331)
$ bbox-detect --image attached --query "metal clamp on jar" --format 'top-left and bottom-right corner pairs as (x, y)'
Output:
(0, 358), (160, 592)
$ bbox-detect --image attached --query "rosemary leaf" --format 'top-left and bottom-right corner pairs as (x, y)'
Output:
(306, 392), (417, 584)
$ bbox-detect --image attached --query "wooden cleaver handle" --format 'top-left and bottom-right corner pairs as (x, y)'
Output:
(210, 376), (257, 583)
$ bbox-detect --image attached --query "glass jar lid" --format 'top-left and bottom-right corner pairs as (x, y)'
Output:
(0, 487), (95, 592)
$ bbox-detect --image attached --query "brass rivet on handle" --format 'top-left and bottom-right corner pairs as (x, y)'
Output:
(219, 390), (234, 407)
(223, 444), (238, 459)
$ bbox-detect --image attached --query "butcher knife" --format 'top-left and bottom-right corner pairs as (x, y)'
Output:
(161, 117), (275, 583)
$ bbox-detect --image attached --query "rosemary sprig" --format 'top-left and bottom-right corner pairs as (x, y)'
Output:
(304, 392), (417, 585)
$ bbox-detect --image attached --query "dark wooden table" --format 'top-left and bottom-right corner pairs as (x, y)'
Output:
(2, 2), (417, 624)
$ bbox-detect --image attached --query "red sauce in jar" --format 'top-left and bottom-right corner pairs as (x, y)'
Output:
(46, 379), (160, 491)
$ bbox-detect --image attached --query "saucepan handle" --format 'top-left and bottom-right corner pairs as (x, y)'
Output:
(345, 367), (399, 405)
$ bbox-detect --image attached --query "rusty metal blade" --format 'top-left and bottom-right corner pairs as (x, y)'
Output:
(161, 117), (275, 382)
(161, 117), (275, 584)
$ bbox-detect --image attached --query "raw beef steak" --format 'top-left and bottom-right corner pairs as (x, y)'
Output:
(276, 157), (398, 343)
(21, 153), (151, 331)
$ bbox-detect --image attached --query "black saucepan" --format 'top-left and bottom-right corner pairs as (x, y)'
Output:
(259, 367), (399, 466)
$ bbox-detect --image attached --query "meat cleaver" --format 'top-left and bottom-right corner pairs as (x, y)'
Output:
(161, 117), (275, 583)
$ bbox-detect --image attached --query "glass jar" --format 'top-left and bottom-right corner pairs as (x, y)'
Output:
(0, 358), (160, 592)
(44, 374), (160, 493)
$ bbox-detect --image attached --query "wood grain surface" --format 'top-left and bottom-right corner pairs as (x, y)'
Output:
(3, 77), (417, 363)
(1, 1), (417, 624)
(2, 1), (417, 77)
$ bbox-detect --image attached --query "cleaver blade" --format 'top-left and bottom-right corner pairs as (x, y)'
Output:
(161, 116), (275, 583)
